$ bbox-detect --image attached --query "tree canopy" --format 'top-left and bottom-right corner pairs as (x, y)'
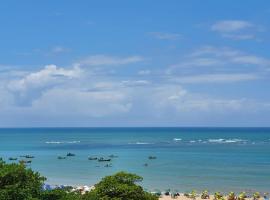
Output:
(0, 159), (158, 200)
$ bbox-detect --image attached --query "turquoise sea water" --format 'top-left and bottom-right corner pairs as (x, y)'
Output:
(0, 128), (270, 192)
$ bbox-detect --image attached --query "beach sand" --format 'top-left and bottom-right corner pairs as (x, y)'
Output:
(159, 195), (257, 200)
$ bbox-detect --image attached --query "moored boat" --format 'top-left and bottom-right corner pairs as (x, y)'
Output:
(88, 157), (98, 160)
(9, 157), (17, 161)
(66, 153), (75, 157)
(98, 157), (111, 162)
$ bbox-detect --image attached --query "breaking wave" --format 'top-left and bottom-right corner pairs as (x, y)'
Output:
(45, 141), (81, 144)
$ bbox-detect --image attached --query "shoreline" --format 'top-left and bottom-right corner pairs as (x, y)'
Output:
(43, 183), (269, 200)
(158, 195), (265, 200)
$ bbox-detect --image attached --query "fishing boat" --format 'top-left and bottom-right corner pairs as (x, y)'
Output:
(88, 157), (98, 160)
(98, 157), (111, 162)
(20, 155), (34, 159)
(25, 155), (35, 159)
(8, 157), (17, 161)
(66, 153), (75, 157)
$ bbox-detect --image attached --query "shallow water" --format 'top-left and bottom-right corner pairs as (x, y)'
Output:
(0, 127), (270, 192)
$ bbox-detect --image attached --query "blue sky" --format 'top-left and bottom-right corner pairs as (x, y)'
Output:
(0, 0), (270, 127)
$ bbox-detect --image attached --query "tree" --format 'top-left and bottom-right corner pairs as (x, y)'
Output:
(0, 159), (45, 200)
(85, 172), (158, 200)
(41, 189), (83, 200)
(0, 159), (157, 200)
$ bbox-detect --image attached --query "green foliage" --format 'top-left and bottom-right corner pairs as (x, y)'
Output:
(85, 171), (158, 200)
(238, 192), (247, 200)
(227, 192), (236, 200)
(253, 192), (260, 200)
(184, 190), (197, 199)
(201, 190), (210, 199)
(190, 190), (197, 199)
(0, 159), (45, 200)
(0, 160), (157, 200)
(40, 189), (82, 200)
(214, 192), (225, 200)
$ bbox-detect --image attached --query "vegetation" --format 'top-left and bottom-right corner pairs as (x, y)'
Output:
(0, 158), (45, 200)
(201, 190), (210, 199)
(227, 192), (236, 200)
(84, 171), (157, 200)
(1, 158), (269, 200)
(184, 190), (197, 199)
(214, 192), (225, 200)
(238, 192), (247, 200)
(0, 159), (158, 200)
(253, 192), (260, 200)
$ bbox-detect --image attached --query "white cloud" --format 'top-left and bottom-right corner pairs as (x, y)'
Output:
(138, 70), (151, 75)
(30, 88), (132, 117)
(50, 46), (70, 54)
(211, 20), (259, 40)
(77, 55), (144, 66)
(168, 46), (270, 77)
(170, 73), (259, 84)
(121, 80), (150, 87)
(8, 64), (81, 92)
(149, 32), (182, 40)
(211, 20), (253, 32)
(230, 55), (270, 65)
(222, 33), (256, 40)
(169, 58), (224, 69)
(151, 85), (268, 113)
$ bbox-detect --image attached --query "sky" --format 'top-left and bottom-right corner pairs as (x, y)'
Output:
(0, 0), (270, 127)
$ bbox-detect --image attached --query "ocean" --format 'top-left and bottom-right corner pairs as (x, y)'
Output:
(0, 127), (270, 193)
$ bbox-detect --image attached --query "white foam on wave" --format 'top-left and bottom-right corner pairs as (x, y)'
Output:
(45, 141), (80, 144)
(173, 138), (182, 141)
(128, 142), (153, 145)
(208, 138), (246, 144)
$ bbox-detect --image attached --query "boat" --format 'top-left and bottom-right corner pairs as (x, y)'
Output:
(98, 157), (111, 162)
(66, 153), (75, 157)
(88, 157), (98, 160)
(104, 163), (112, 167)
(20, 155), (34, 159)
(8, 157), (17, 161)
(148, 156), (157, 160)
(57, 156), (66, 159)
(25, 155), (35, 159)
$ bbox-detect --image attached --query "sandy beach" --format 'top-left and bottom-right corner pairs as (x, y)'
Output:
(159, 195), (260, 200)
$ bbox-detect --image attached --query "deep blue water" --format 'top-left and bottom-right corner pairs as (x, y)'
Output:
(0, 127), (270, 192)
